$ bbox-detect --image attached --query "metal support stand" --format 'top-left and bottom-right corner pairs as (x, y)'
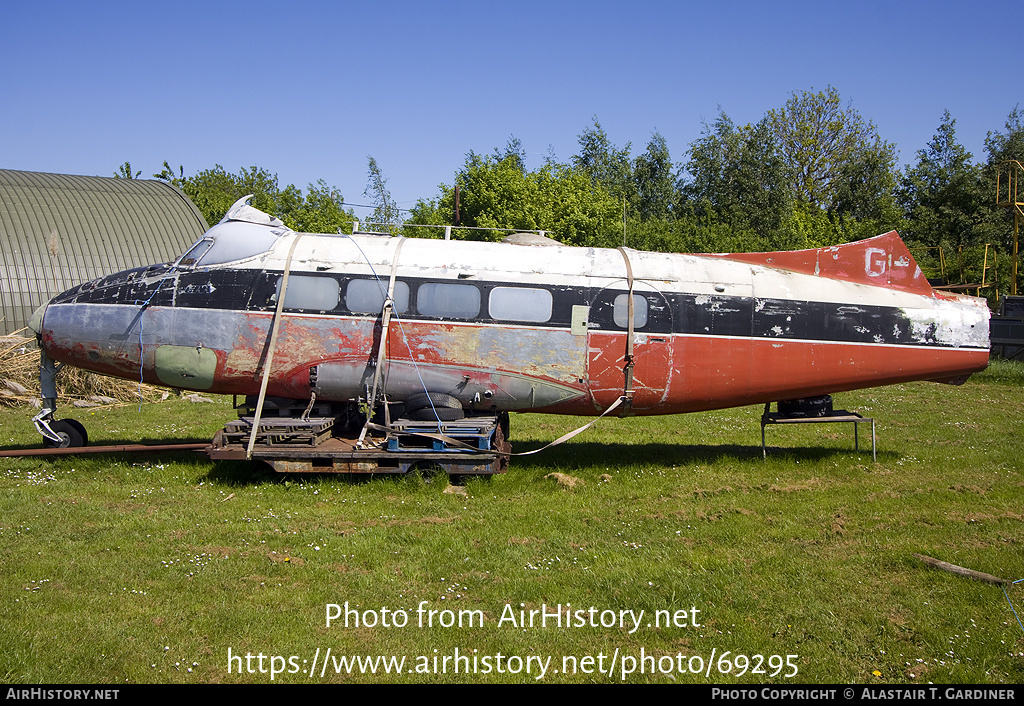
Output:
(761, 403), (876, 461)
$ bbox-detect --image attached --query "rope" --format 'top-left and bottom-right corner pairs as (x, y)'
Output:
(1006, 578), (1024, 634)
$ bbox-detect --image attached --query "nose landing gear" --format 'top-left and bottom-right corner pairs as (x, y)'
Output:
(32, 347), (89, 448)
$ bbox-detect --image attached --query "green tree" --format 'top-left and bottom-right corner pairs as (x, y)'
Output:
(363, 156), (401, 231)
(632, 131), (677, 221)
(768, 86), (898, 218)
(984, 106), (1024, 165)
(165, 163), (351, 234)
(832, 140), (902, 226)
(572, 121), (681, 225)
(177, 165), (241, 224)
(680, 111), (796, 248)
(153, 161), (184, 185)
(113, 162), (141, 179)
(181, 164), (300, 225)
(290, 180), (355, 234)
(981, 106), (1024, 238)
(407, 150), (536, 240)
(491, 136), (527, 174)
(535, 163), (622, 246)
(900, 111), (983, 251)
(407, 146), (621, 246)
(573, 118), (634, 205)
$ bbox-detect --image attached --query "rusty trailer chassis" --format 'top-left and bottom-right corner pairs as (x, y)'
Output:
(207, 412), (511, 476)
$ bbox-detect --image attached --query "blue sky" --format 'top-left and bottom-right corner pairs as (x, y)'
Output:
(3, 0), (1019, 220)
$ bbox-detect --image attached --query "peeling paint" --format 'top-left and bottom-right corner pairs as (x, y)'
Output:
(904, 295), (989, 349)
(179, 282), (217, 294)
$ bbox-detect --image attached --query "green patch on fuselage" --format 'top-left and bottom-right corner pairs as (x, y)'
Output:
(155, 345), (217, 389)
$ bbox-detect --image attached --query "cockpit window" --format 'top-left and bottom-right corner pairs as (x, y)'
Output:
(174, 221), (283, 269)
(176, 238), (214, 268)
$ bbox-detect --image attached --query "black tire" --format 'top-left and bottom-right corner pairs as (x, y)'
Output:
(408, 406), (466, 421)
(43, 419), (88, 449)
(778, 395), (833, 418)
(404, 392), (461, 412)
(63, 419), (89, 445)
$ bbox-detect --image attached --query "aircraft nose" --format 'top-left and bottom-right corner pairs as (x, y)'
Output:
(28, 299), (50, 336)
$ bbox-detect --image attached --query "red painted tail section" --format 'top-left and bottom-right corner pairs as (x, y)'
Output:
(712, 232), (934, 296)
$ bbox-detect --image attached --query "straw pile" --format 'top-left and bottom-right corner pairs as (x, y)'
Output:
(0, 331), (164, 408)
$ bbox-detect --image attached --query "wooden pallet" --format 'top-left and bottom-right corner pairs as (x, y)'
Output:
(221, 417), (335, 448)
(386, 417), (498, 453)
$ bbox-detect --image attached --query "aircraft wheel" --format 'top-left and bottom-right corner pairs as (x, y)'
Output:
(404, 392), (461, 412)
(43, 419), (88, 448)
(408, 406), (465, 421)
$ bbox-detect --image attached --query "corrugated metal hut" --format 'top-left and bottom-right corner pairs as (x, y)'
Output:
(0, 169), (209, 335)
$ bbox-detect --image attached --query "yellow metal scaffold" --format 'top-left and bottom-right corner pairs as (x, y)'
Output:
(996, 160), (1024, 295)
(909, 244), (997, 299)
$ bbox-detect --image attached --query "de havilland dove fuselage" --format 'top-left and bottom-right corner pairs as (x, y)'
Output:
(30, 198), (990, 451)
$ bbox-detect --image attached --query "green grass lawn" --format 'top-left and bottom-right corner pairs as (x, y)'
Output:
(1, 366), (1022, 684)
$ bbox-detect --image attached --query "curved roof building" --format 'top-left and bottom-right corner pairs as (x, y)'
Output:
(1, 169), (208, 334)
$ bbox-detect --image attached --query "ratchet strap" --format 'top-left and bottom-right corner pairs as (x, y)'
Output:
(357, 236), (406, 447)
(617, 247), (636, 412)
(247, 232), (303, 459)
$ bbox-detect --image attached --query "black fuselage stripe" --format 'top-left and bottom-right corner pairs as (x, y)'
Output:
(52, 266), (980, 349)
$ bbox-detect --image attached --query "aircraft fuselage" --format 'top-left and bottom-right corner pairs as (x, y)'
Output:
(33, 206), (991, 418)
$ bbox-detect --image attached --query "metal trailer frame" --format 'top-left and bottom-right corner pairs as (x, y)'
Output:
(207, 412), (510, 476)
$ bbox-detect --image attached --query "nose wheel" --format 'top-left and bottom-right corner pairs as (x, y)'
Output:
(39, 418), (89, 449)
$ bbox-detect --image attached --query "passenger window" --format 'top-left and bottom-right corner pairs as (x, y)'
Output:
(278, 275), (340, 310)
(417, 283), (481, 319)
(489, 287), (552, 322)
(345, 279), (410, 314)
(613, 293), (648, 328)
